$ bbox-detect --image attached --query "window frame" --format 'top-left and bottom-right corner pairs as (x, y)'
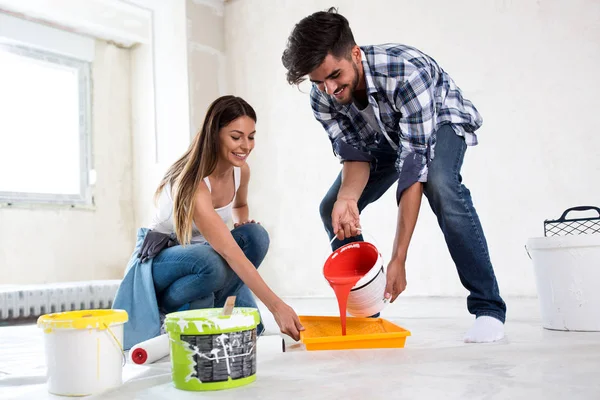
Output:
(0, 42), (93, 207)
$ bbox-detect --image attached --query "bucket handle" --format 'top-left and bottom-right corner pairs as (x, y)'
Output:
(328, 228), (381, 251)
(524, 245), (532, 260)
(327, 228), (383, 265)
(103, 323), (127, 367)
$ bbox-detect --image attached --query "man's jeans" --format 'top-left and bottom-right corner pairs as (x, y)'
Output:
(319, 124), (506, 323)
(151, 223), (269, 334)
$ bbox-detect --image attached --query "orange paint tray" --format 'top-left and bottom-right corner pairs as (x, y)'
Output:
(299, 315), (411, 351)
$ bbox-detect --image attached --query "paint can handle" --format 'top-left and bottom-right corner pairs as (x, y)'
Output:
(328, 228), (381, 252)
(103, 323), (127, 367)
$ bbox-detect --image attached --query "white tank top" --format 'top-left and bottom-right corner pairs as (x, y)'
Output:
(149, 167), (241, 243)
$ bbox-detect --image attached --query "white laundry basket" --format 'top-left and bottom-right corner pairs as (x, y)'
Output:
(526, 206), (600, 331)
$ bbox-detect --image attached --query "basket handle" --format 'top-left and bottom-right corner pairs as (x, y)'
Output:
(557, 206), (600, 221)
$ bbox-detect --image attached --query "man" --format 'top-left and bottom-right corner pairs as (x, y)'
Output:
(282, 8), (506, 343)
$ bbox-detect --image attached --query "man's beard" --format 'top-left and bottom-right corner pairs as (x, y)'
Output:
(333, 62), (360, 105)
(350, 61), (359, 93)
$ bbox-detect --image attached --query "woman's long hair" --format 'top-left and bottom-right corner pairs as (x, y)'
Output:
(154, 95), (257, 245)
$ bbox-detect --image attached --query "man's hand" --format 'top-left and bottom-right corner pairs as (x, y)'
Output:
(384, 257), (407, 303)
(331, 197), (361, 240)
(384, 182), (422, 303)
(331, 161), (369, 240)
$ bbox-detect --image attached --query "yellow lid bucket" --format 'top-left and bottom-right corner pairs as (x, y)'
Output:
(37, 309), (128, 396)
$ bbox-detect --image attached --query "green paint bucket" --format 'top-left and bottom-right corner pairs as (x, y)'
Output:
(164, 307), (260, 391)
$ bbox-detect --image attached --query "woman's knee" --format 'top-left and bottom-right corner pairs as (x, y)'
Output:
(152, 244), (227, 305)
(234, 223), (270, 265)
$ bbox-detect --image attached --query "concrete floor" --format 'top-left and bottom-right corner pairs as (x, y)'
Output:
(1, 297), (599, 399)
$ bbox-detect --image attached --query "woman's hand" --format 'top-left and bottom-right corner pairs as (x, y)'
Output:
(234, 219), (260, 228)
(271, 301), (304, 341)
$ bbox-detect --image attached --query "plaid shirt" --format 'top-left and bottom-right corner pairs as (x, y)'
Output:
(310, 44), (483, 199)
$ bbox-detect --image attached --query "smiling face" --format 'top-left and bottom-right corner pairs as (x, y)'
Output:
(218, 115), (256, 167)
(308, 46), (363, 105)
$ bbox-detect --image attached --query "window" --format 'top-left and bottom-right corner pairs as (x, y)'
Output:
(0, 41), (92, 205)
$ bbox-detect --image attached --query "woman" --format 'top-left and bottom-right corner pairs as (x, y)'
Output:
(114, 96), (303, 349)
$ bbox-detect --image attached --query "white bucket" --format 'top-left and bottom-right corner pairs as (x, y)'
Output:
(324, 239), (387, 318)
(526, 234), (600, 331)
(37, 309), (128, 396)
(347, 251), (386, 317)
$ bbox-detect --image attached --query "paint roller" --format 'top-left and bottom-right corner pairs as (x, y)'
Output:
(129, 333), (170, 365)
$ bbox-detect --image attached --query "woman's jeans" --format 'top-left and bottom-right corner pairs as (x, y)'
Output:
(151, 223), (269, 334)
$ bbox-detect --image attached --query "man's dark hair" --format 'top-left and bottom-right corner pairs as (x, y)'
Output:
(282, 7), (356, 85)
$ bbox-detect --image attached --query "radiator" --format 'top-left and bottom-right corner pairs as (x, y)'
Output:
(0, 280), (121, 321)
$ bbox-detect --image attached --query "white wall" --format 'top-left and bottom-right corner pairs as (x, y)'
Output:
(187, 0), (227, 137)
(127, 0), (191, 230)
(0, 39), (135, 284)
(224, 0), (600, 297)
